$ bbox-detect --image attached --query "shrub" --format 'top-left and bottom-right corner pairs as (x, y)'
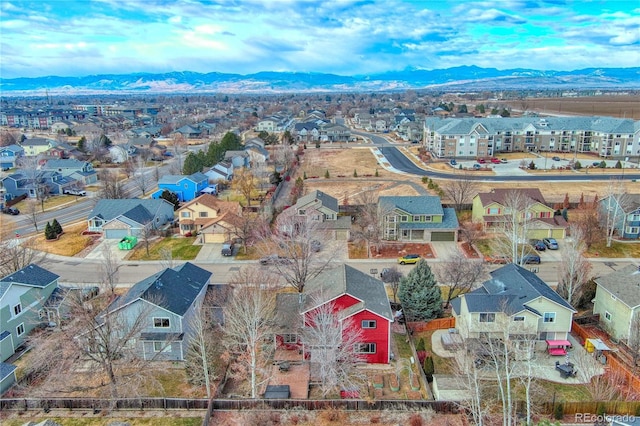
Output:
(353, 169), (358, 177)
(375, 169), (379, 177)
(423, 356), (434, 382)
(52, 218), (63, 235)
(416, 337), (426, 352)
(44, 222), (57, 240)
(574, 160), (582, 169)
(303, 171), (307, 179)
(409, 413), (423, 426)
(615, 160), (622, 169)
(554, 403), (564, 420)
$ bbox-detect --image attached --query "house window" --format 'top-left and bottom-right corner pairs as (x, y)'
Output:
(625, 226), (639, 234)
(282, 334), (297, 344)
(386, 216), (396, 223)
(16, 323), (25, 336)
(362, 320), (376, 329)
(153, 318), (170, 328)
(543, 312), (556, 323)
(356, 343), (376, 354)
(298, 209), (306, 215)
(513, 316), (525, 322)
(479, 313), (495, 323)
(153, 341), (170, 352)
(13, 303), (22, 316)
(424, 216), (432, 222)
(604, 311), (612, 321)
(400, 215), (408, 222)
(181, 212), (191, 218)
(199, 212), (208, 218)
(488, 208), (500, 215)
(413, 215), (421, 221)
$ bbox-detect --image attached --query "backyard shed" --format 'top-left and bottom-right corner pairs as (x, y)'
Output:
(264, 385), (290, 399)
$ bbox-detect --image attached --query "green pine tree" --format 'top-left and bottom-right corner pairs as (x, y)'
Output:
(423, 356), (435, 381)
(160, 190), (180, 210)
(416, 338), (425, 352)
(398, 259), (443, 321)
(182, 151), (203, 175)
(324, 170), (330, 179)
(353, 169), (358, 177)
(51, 218), (63, 235)
(44, 222), (56, 240)
(375, 169), (379, 177)
(77, 136), (86, 152)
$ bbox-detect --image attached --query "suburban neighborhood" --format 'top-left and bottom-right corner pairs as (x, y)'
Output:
(1, 88), (640, 426)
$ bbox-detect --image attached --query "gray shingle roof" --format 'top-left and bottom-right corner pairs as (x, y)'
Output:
(109, 262), (212, 317)
(89, 199), (169, 222)
(595, 265), (640, 309)
(379, 196), (445, 216)
(0, 264), (59, 288)
(398, 207), (459, 230)
(0, 362), (17, 380)
(296, 190), (339, 213)
(455, 263), (575, 314)
(43, 159), (88, 169)
(303, 264), (393, 321)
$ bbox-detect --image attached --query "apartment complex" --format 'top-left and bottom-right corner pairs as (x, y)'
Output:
(424, 116), (640, 160)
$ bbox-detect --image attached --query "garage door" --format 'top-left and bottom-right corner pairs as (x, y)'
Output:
(105, 229), (130, 240)
(527, 229), (549, 240)
(431, 232), (455, 242)
(550, 229), (566, 239)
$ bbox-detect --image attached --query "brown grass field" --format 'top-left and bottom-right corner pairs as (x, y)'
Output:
(505, 95), (640, 119)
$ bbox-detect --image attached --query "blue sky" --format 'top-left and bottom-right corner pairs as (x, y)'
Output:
(1, 0), (638, 79)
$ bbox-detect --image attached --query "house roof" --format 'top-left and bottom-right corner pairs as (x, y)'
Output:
(452, 263), (575, 315)
(397, 207), (459, 230)
(121, 203), (155, 225)
(476, 188), (547, 207)
(108, 262), (211, 317)
(159, 172), (207, 185)
(295, 190), (339, 213)
(0, 362), (17, 380)
(379, 195), (445, 216)
(43, 159), (88, 169)
(303, 264), (393, 321)
(177, 193), (240, 215)
(599, 194), (640, 213)
(275, 293), (303, 332)
(0, 264), (59, 288)
(89, 199), (170, 222)
(595, 265), (640, 309)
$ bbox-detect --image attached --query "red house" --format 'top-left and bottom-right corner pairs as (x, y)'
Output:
(275, 264), (394, 364)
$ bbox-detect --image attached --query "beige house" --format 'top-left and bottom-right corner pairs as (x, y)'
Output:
(281, 190), (352, 240)
(593, 265), (640, 342)
(451, 264), (576, 344)
(176, 194), (242, 242)
(471, 188), (567, 239)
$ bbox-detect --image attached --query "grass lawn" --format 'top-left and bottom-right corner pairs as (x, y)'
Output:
(1, 418), (203, 426)
(534, 380), (592, 402)
(414, 330), (452, 374)
(127, 237), (201, 261)
(585, 240), (640, 258)
(14, 195), (78, 211)
(33, 222), (94, 256)
(347, 242), (368, 259)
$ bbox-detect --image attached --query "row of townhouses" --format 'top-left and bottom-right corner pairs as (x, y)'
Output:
(424, 116), (640, 159)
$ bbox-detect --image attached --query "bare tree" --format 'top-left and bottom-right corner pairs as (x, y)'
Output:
(222, 268), (276, 398)
(600, 180), (630, 247)
(99, 244), (120, 296)
(629, 313), (640, 368)
(492, 190), (536, 266)
(382, 266), (403, 303)
(159, 247), (174, 270)
(24, 199), (41, 232)
(433, 251), (485, 308)
(25, 292), (167, 401)
(0, 223), (45, 276)
(451, 342), (490, 426)
(185, 304), (216, 398)
(459, 221), (483, 249)
(442, 173), (479, 212)
(131, 156), (150, 196)
(98, 169), (124, 199)
(301, 299), (366, 397)
(232, 168), (258, 206)
(171, 133), (187, 174)
(233, 212), (266, 255)
(557, 224), (592, 306)
(573, 197), (603, 249)
(257, 213), (335, 293)
(351, 188), (393, 258)
(572, 349), (616, 401)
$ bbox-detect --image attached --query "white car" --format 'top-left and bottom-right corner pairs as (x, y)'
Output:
(64, 189), (86, 196)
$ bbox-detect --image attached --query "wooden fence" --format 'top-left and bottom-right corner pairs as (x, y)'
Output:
(542, 400), (640, 416)
(0, 397), (209, 411)
(571, 321), (640, 395)
(407, 317), (455, 333)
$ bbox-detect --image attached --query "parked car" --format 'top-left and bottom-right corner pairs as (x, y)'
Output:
(543, 238), (559, 250)
(478, 158), (486, 164)
(491, 157), (501, 164)
(397, 254), (421, 265)
(500, 158), (508, 163)
(531, 240), (546, 251)
(518, 254), (541, 264)
(472, 164), (482, 170)
(2, 206), (20, 215)
(259, 254), (290, 265)
(221, 241), (235, 256)
(483, 254), (510, 264)
(449, 159), (457, 166)
(64, 189), (86, 196)
(552, 156), (561, 161)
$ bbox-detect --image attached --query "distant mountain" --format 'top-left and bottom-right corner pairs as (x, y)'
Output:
(1, 66), (638, 95)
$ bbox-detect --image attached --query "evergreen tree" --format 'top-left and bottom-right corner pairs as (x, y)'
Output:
(206, 141), (223, 165)
(219, 132), (242, 151)
(51, 218), (63, 235)
(423, 356), (435, 382)
(353, 169), (358, 177)
(476, 104), (485, 114)
(44, 222), (56, 240)
(324, 170), (330, 178)
(398, 259), (443, 321)
(182, 151), (203, 175)
(159, 190), (180, 210)
(77, 136), (87, 152)
(99, 134), (112, 148)
(615, 160), (622, 169)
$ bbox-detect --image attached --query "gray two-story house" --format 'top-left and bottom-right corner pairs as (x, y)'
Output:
(379, 196), (459, 242)
(97, 263), (212, 361)
(41, 159), (98, 185)
(1, 264), (60, 362)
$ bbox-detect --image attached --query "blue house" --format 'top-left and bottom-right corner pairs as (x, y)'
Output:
(1, 171), (78, 200)
(152, 172), (210, 202)
(0, 145), (24, 170)
(41, 159), (98, 185)
(94, 263), (212, 361)
(87, 198), (175, 239)
(599, 194), (640, 240)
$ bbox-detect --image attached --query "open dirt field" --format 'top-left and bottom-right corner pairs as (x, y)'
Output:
(505, 95), (640, 119)
(298, 148), (638, 205)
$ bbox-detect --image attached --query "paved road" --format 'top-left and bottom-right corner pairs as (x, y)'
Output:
(353, 130), (640, 182)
